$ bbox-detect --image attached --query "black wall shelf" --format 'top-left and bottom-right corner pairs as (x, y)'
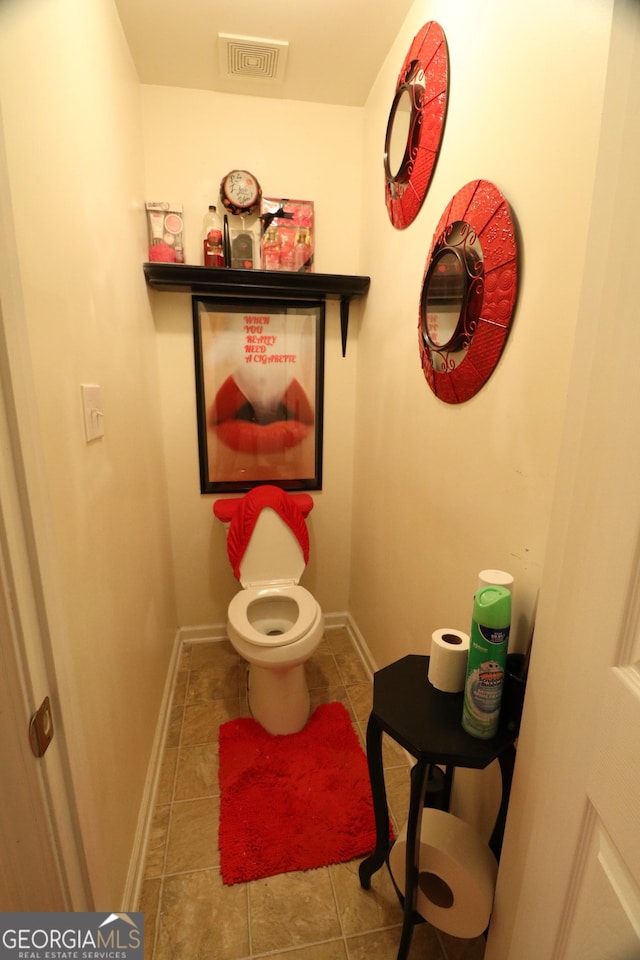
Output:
(143, 263), (370, 356)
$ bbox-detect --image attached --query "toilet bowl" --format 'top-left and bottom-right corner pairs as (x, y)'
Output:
(213, 486), (324, 735)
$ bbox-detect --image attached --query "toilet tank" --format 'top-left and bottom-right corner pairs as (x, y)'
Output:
(238, 508), (306, 587)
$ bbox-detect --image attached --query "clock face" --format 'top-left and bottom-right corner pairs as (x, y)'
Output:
(220, 169), (262, 216)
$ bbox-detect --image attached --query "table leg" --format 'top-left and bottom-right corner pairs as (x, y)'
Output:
(489, 743), (516, 861)
(358, 714), (389, 888)
(395, 758), (430, 960)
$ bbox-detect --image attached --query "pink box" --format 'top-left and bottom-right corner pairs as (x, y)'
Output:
(260, 198), (314, 272)
(145, 202), (185, 263)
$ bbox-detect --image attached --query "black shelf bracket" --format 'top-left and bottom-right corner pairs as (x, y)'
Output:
(143, 263), (370, 357)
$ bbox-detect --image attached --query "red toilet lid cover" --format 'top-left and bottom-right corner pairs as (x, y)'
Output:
(213, 485), (313, 581)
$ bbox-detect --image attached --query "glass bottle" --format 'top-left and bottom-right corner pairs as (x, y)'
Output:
(202, 205), (225, 267)
(293, 227), (312, 272)
(262, 225), (281, 270)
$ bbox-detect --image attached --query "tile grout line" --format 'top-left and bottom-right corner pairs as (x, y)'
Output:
(326, 864), (351, 960)
(250, 936), (347, 960)
(328, 642), (364, 960)
(245, 879), (253, 959)
(326, 646), (351, 960)
(154, 647), (194, 960)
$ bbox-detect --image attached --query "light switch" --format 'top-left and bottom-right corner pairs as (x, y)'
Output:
(80, 383), (104, 442)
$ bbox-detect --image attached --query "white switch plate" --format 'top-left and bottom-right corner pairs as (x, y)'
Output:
(80, 384), (104, 442)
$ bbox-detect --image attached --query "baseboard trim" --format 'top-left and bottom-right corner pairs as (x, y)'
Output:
(341, 612), (379, 677)
(176, 613), (379, 675)
(122, 628), (183, 910)
(178, 622), (228, 643)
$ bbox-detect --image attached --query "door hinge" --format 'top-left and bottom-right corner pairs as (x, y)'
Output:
(29, 696), (54, 758)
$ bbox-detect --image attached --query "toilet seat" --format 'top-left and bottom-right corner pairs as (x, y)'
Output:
(228, 584), (320, 648)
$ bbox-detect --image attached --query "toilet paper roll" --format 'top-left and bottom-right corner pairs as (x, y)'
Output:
(389, 809), (498, 939)
(428, 629), (470, 692)
(477, 569), (514, 593)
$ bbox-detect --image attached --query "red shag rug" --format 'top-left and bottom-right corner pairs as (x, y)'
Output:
(218, 702), (386, 885)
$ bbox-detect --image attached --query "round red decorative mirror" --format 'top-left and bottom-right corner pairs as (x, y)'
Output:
(384, 22), (449, 230)
(418, 180), (519, 403)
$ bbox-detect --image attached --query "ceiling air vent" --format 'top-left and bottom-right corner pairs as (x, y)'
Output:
(218, 34), (289, 82)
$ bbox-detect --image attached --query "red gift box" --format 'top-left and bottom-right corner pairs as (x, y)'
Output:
(260, 198), (314, 272)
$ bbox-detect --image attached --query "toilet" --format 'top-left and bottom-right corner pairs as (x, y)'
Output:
(213, 485), (324, 735)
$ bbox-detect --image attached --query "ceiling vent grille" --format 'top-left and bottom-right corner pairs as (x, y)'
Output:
(218, 34), (289, 82)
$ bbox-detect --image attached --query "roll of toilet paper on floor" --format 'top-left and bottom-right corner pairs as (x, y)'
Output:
(428, 629), (470, 692)
(388, 809), (498, 939)
(477, 569), (514, 593)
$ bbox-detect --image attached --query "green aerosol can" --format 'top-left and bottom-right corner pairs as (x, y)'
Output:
(462, 585), (511, 739)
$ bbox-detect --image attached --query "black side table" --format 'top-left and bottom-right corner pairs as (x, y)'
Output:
(359, 655), (518, 960)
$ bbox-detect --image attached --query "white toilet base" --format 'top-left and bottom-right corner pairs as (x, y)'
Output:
(247, 662), (310, 735)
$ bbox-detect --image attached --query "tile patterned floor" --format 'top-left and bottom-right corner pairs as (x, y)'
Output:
(138, 627), (486, 960)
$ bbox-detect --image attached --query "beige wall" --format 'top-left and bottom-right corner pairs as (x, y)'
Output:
(142, 87), (364, 625)
(352, 0), (613, 667)
(0, 0), (177, 907)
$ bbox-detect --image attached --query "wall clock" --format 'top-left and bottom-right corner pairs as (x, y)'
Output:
(418, 180), (519, 403)
(220, 169), (262, 217)
(384, 22), (449, 230)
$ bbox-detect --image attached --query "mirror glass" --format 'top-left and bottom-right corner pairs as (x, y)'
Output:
(420, 221), (483, 366)
(385, 87), (414, 182)
(422, 250), (466, 348)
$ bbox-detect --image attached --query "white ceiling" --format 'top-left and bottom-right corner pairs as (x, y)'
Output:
(113, 0), (414, 107)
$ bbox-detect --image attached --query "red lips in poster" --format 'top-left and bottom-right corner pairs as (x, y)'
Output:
(210, 375), (314, 454)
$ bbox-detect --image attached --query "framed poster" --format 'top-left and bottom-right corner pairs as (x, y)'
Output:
(192, 297), (325, 493)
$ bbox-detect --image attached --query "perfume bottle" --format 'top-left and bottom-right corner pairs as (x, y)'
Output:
(262, 225), (281, 270)
(279, 232), (295, 271)
(293, 227), (312, 272)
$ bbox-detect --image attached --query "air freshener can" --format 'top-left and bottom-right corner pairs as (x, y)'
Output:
(462, 585), (511, 739)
